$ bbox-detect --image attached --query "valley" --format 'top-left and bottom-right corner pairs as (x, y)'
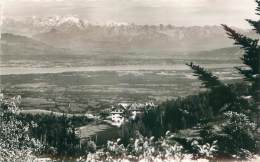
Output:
(0, 22), (247, 114)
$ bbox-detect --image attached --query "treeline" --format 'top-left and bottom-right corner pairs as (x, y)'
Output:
(16, 113), (93, 158)
(139, 82), (254, 138)
(114, 78), (256, 158)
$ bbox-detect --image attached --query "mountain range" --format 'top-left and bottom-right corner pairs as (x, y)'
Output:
(2, 16), (257, 52)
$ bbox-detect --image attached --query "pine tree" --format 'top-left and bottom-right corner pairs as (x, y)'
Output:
(187, 1), (260, 125)
(186, 62), (224, 89)
(247, 0), (260, 34)
(186, 62), (245, 115)
(222, 0), (260, 129)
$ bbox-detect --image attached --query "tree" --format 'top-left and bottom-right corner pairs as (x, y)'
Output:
(0, 96), (42, 162)
(222, 0), (260, 129)
(217, 111), (256, 158)
(186, 63), (249, 115)
(187, 0), (260, 120)
(185, 0), (260, 157)
(186, 62), (224, 89)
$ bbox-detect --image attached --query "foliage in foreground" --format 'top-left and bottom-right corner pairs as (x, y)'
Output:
(0, 96), (42, 162)
(75, 128), (258, 162)
(1, 1), (260, 161)
(17, 113), (92, 158)
(76, 131), (216, 162)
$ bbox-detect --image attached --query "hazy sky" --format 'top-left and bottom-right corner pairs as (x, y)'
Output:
(2, 0), (258, 28)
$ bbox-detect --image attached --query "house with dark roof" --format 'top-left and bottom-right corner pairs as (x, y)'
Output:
(110, 104), (127, 126)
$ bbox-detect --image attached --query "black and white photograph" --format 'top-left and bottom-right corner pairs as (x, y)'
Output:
(0, 0), (260, 161)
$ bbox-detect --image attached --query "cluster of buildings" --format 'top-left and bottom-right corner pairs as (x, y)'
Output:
(109, 102), (156, 127)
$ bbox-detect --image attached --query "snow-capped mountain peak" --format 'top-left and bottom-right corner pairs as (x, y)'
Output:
(2, 15), (87, 35)
(31, 15), (85, 29)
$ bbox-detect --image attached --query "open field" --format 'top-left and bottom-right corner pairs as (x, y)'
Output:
(0, 46), (244, 113)
(1, 64), (242, 113)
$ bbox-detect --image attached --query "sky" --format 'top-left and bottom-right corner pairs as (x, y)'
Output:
(2, 0), (259, 28)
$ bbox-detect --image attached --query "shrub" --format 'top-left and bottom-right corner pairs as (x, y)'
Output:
(216, 111), (256, 158)
(0, 96), (42, 162)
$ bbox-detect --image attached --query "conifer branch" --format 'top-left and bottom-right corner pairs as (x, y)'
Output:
(246, 1), (260, 33)
(246, 19), (260, 34)
(222, 24), (260, 79)
(186, 62), (224, 89)
(235, 67), (254, 81)
(256, 0), (260, 15)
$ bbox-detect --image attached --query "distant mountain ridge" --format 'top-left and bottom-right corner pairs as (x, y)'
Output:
(3, 16), (257, 52)
(2, 16), (86, 35)
(32, 25), (242, 51)
(0, 33), (71, 56)
(2, 16), (131, 35)
(0, 32), (245, 70)
(2, 13), (256, 54)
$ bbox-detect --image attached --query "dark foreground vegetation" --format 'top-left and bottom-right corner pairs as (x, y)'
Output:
(0, 98), (94, 159)
(17, 113), (93, 158)
(0, 0), (260, 161)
